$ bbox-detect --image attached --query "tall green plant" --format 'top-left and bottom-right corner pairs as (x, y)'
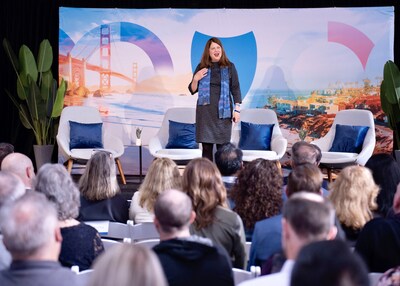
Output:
(380, 60), (400, 150)
(3, 38), (66, 145)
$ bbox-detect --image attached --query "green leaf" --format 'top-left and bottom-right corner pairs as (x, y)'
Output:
(37, 39), (52, 73)
(19, 104), (33, 130)
(41, 70), (53, 101)
(383, 60), (400, 104)
(51, 78), (66, 118)
(19, 45), (38, 83)
(3, 38), (20, 75)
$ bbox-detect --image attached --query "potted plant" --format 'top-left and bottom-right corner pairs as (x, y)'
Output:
(380, 60), (400, 152)
(3, 38), (67, 169)
(135, 127), (143, 146)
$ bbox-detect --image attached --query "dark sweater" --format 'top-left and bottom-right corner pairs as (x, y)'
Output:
(153, 237), (234, 286)
(355, 213), (400, 273)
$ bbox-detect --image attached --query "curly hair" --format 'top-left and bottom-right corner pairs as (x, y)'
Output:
(231, 158), (283, 229)
(79, 151), (120, 201)
(138, 158), (182, 211)
(182, 158), (228, 230)
(329, 165), (379, 230)
(32, 163), (80, 220)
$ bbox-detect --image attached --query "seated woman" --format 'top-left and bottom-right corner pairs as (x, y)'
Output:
(129, 158), (181, 224)
(230, 158), (283, 241)
(365, 153), (400, 217)
(33, 163), (104, 271)
(182, 157), (246, 269)
(329, 165), (379, 246)
(78, 151), (129, 223)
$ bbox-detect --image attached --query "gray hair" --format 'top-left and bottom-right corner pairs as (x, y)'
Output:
(283, 192), (335, 241)
(291, 141), (319, 167)
(0, 171), (25, 208)
(32, 163), (80, 220)
(79, 151), (119, 201)
(0, 192), (58, 257)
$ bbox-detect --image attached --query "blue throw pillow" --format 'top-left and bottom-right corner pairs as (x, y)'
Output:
(329, 124), (369, 153)
(239, 121), (275, 150)
(69, 121), (103, 149)
(165, 120), (198, 149)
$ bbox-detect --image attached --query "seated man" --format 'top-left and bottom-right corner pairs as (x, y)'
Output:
(1, 153), (35, 190)
(153, 189), (234, 286)
(215, 142), (243, 192)
(240, 192), (337, 286)
(248, 164), (326, 269)
(0, 192), (82, 286)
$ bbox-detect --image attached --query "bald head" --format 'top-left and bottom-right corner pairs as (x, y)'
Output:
(154, 189), (193, 235)
(1, 153), (35, 188)
(0, 171), (25, 208)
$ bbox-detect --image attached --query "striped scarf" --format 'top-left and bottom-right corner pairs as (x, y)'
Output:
(198, 67), (231, 119)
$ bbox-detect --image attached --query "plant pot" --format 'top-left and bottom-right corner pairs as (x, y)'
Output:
(33, 144), (54, 171)
(135, 138), (142, 146)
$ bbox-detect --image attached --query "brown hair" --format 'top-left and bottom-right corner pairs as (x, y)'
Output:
(231, 159), (282, 229)
(182, 158), (228, 229)
(199, 37), (231, 68)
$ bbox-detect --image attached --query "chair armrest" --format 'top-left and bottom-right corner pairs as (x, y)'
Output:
(148, 136), (163, 156)
(56, 134), (72, 158)
(271, 135), (287, 159)
(311, 135), (332, 152)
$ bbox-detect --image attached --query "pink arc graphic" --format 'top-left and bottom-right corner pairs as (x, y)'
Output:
(328, 21), (374, 70)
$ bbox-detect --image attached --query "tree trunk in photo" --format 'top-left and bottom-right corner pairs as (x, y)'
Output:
(33, 145), (54, 171)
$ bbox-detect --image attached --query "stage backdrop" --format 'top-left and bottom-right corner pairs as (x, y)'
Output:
(59, 7), (394, 172)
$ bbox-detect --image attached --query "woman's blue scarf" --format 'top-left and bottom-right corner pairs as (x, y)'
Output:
(198, 67), (231, 119)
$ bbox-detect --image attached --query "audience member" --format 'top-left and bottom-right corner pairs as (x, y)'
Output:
(78, 151), (129, 223)
(329, 165), (379, 246)
(0, 192), (82, 286)
(231, 158), (282, 241)
(0, 171), (26, 270)
(88, 244), (167, 286)
(129, 158), (181, 223)
(0, 143), (14, 169)
(290, 240), (369, 286)
(355, 182), (400, 273)
(153, 189), (234, 286)
(215, 142), (243, 192)
(285, 163), (323, 197)
(240, 192), (337, 286)
(291, 141), (320, 168)
(365, 153), (400, 217)
(1, 152), (35, 190)
(182, 158), (246, 269)
(249, 163), (327, 270)
(33, 163), (104, 271)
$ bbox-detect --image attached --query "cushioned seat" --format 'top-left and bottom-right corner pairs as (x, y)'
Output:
(311, 109), (376, 181)
(56, 106), (126, 184)
(148, 107), (202, 162)
(231, 108), (287, 167)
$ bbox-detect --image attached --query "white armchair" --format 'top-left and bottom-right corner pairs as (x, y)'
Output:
(56, 106), (126, 184)
(311, 109), (376, 181)
(148, 107), (202, 161)
(231, 108), (287, 165)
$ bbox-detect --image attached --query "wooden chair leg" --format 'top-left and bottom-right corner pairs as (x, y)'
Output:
(115, 158), (126, 185)
(275, 160), (282, 176)
(67, 159), (73, 173)
(327, 168), (332, 183)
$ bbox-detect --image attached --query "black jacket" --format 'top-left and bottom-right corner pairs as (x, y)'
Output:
(153, 237), (234, 286)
